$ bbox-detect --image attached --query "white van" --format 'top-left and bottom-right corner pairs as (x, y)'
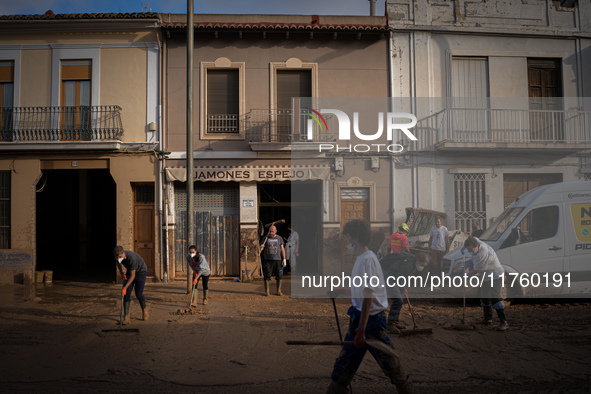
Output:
(443, 181), (591, 298)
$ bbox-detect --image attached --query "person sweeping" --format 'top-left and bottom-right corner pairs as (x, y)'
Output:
(114, 246), (149, 325)
(186, 245), (211, 306)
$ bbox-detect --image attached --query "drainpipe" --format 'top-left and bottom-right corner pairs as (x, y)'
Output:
(154, 20), (165, 282)
(186, 1), (194, 293)
(388, 30), (396, 235)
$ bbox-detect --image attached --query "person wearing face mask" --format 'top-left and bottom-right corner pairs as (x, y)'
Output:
(114, 245), (149, 325)
(186, 245), (211, 306)
(463, 237), (508, 331)
(327, 219), (413, 394)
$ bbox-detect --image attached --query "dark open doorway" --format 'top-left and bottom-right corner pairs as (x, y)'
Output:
(36, 169), (116, 282)
(258, 181), (322, 275)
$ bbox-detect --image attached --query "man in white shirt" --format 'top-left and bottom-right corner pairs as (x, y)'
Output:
(327, 219), (413, 394)
(428, 217), (450, 274)
(464, 237), (508, 331)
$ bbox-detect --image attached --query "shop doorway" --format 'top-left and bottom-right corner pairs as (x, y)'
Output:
(36, 169), (116, 282)
(259, 181), (322, 275)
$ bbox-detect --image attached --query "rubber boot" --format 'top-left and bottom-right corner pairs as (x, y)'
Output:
(276, 279), (283, 296)
(140, 300), (149, 321)
(203, 290), (209, 305)
(496, 308), (508, 331)
(326, 380), (349, 394)
(395, 376), (414, 394)
(480, 305), (493, 324)
(191, 289), (198, 307)
(122, 301), (131, 325)
(264, 280), (270, 296)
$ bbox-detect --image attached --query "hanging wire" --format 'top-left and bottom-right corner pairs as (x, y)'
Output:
(36, 171), (50, 192)
(262, 187), (280, 203)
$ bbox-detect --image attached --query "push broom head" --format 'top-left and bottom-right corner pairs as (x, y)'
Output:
(398, 327), (433, 336)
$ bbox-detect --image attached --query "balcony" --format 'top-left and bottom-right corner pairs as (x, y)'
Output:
(243, 109), (335, 151)
(0, 106), (124, 143)
(207, 114), (238, 134)
(411, 107), (591, 152)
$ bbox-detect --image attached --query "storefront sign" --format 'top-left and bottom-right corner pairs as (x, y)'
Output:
(166, 165), (330, 182)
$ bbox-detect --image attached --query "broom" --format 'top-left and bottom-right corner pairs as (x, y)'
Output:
(449, 252), (475, 331)
(398, 292), (433, 336)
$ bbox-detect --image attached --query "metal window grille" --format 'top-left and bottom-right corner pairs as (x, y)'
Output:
(174, 182), (239, 216)
(0, 171), (10, 249)
(454, 173), (486, 232)
(585, 173), (591, 181)
(340, 188), (369, 199)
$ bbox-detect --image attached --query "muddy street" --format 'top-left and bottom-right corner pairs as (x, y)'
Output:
(0, 279), (590, 393)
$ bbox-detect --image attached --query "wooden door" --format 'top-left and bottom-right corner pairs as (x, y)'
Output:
(340, 191), (369, 268)
(341, 200), (369, 226)
(528, 58), (563, 141)
(503, 174), (563, 209)
(134, 184), (155, 276)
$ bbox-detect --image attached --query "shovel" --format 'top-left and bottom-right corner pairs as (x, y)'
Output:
(189, 276), (197, 308)
(287, 339), (401, 359)
(101, 276), (139, 333)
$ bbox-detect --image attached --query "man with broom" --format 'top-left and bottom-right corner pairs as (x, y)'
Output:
(114, 246), (149, 325)
(327, 219), (413, 394)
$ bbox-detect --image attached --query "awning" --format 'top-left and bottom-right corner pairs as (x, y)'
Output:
(166, 165), (330, 182)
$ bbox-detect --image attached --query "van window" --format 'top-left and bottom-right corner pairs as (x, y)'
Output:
(480, 207), (524, 241)
(502, 205), (559, 248)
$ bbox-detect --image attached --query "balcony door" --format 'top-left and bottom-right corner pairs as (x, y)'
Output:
(0, 61), (14, 141)
(527, 58), (563, 141)
(451, 57), (489, 141)
(61, 60), (91, 141)
(206, 69), (239, 134)
(276, 70), (311, 142)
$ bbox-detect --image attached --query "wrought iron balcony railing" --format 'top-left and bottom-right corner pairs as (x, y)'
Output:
(207, 114), (238, 133)
(0, 105), (124, 142)
(244, 109), (335, 143)
(411, 107), (591, 151)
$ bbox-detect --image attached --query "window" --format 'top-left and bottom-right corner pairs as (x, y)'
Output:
(451, 57), (489, 141)
(61, 60), (92, 141)
(207, 69), (239, 133)
(0, 61), (14, 141)
(200, 58), (245, 139)
(275, 70), (312, 139)
(454, 173), (486, 232)
(502, 206), (559, 248)
(0, 171), (10, 249)
(527, 58), (563, 141)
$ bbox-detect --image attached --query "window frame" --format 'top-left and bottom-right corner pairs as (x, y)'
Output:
(200, 58), (245, 140)
(270, 58), (318, 114)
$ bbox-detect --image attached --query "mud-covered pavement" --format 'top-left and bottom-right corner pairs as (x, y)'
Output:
(0, 279), (590, 393)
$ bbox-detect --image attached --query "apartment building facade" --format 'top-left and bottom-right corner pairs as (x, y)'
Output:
(0, 12), (162, 283)
(386, 0), (591, 234)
